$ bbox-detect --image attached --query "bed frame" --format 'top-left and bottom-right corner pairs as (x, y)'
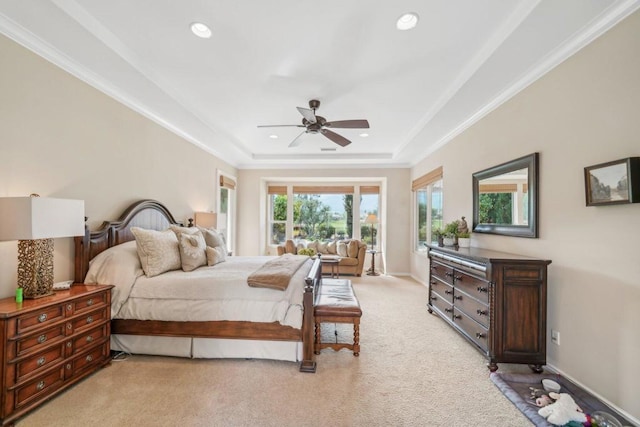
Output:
(74, 199), (321, 373)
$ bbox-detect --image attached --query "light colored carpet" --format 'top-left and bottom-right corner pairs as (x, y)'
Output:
(18, 275), (533, 426)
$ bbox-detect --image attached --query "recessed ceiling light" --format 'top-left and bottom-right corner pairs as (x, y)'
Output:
(269, 134), (278, 139)
(396, 12), (419, 30)
(190, 22), (212, 39)
(359, 133), (369, 137)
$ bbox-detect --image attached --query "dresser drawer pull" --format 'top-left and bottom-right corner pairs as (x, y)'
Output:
(67, 342), (72, 348)
(38, 313), (47, 323)
(37, 334), (47, 344)
(453, 314), (462, 320)
(67, 304), (73, 311)
(430, 265), (437, 271)
(476, 286), (488, 293)
(444, 290), (453, 295)
(86, 316), (93, 324)
(455, 275), (463, 281)
(476, 309), (488, 316)
(36, 381), (45, 391)
(67, 322), (72, 330)
(86, 355), (93, 362)
(454, 295), (462, 301)
(66, 364), (72, 370)
(444, 272), (453, 277)
(86, 336), (93, 343)
(430, 280), (437, 285)
(444, 308), (453, 313)
(430, 296), (437, 301)
(475, 332), (486, 339)
(37, 356), (46, 367)
(87, 298), (94, 306)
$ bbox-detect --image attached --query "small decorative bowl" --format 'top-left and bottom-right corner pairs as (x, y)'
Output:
(541, 379), (561, 393)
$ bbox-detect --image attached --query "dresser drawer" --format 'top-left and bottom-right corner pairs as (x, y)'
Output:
(74, 292), (108, 314)
(430, 260), (454, 285)
(453, 289), (490, 328)
(15, 305), (65, 335)
(453, 271), (489, 304)
(65, 342), (109, 379)
(72, 324), (109, 353)
(453, 308), (488, 353)
(15, 343), (66, 384)
(429, 293), (453, 320)
(14, 323), (67, 358)
(13, 366), (65, 410)
(430, 279), (454, 304)
(71, 307), (109, 333)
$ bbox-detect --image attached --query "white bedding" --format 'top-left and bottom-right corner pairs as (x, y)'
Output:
(84, 241), (311, 329)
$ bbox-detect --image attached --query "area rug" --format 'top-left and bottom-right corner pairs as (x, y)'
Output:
(490, 372), (633, 426)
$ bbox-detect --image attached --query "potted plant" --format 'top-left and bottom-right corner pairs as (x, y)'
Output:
(432, 228), (444, 247)
(457, 231), (471, 248)
(443, 221), (459, 246)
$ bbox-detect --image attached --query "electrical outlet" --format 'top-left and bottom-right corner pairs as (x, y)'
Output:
(551, 329), (560, 345)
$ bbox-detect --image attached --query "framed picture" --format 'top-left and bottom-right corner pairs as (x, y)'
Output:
(584, 157), (640, 206)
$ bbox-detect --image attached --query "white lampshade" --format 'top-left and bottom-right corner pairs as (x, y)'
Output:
(194, 211), (217, 229)
(0, 197), (85, 241)
(364, 213), (378, 224)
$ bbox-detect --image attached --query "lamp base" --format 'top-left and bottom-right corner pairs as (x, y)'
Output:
(17, 239), (55, 298)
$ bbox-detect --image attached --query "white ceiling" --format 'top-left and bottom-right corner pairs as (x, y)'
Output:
(1, 1), (638, 169)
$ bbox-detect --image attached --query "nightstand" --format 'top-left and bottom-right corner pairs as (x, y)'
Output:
(0, 284), (113, 426)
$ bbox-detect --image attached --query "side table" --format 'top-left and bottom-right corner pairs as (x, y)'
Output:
(366, 250), (380, 276)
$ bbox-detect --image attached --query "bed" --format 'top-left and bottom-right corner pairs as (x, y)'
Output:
(74, 199), (321, 372)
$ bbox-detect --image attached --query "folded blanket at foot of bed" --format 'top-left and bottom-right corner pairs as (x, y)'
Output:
(247, 254), (310, 290)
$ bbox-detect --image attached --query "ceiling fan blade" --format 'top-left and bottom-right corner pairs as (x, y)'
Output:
(296, 107), (317, 124)
(257, 124), (305, 128)
(324, 119), (370, 129)
(288, 131), (307, 147)
(321, 129), (351, 147)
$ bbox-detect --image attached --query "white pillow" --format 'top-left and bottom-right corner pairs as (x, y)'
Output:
(317, 241), (328, 254)
(197, 226), (228, 254)
(327, 241), (337, 255)
(337, 241), (348, 257)
(177, 232), (207, 272)
(131, 227), (181, 277)
(206, 246), (227, 266)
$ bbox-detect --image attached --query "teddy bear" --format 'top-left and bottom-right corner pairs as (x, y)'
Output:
(538, 392), (587, 426)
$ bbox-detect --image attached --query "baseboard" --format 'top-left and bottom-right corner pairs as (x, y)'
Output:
(545, 362), (640, 426)
(409, 274), (429, 287)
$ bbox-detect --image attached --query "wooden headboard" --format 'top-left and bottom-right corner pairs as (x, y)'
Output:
(74, 199), (181, 282)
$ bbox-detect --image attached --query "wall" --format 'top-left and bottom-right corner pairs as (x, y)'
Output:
(237, 168), (411, 275)
(0, 34), (237, 298)
(411, 11), (640, 421)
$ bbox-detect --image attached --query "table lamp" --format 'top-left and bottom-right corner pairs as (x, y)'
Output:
(194, 211), (217, 229)
(0, 195), (85, 298)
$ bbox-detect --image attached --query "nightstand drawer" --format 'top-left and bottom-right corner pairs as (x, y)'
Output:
(72, 324), (108, 353)
(13, 366), (65, 410)
(15, 343), (66, 384)
(15, 323), (66, 358)
(65, 342), (109, 379)
(15, 305), (65, 336)
(74, 292), (108, 314)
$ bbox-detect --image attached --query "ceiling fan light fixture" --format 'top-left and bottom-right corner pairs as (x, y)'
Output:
(269, 134), (278, 139)
(396, 12), (419, 31)
(190, 22), (212, 39)
(359, 133), (369, 137)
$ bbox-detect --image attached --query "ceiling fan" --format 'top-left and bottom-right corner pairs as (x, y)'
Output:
(257, 99), (369, 147)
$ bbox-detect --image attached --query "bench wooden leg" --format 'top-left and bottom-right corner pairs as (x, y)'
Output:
(314, 322), (321, 355)
(353, 320), (360, 356)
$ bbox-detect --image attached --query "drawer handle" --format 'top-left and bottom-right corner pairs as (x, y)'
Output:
(38, 313), (47, 323)
(67, 304), (72, 311)
(86, 355), (93, 362)
(86, 316), (93, 324)
(86, 336), (93, 343)
(87, 298), (94, 306)
(67, 322), (72, 330)
(444, 290), (453, 295)
(475, 332), (486, 339)
(455, 275), (463, 281)
(453, 314), (462, 320)
(66, 364), (72, 370)
(37, 356), (46, 367)
(454, 295), (462, 301)
(430, 266), (437, 270)
(444, 272), (453, 277)
(36, 381), (45, 391)
(477, 309), (488, 316)
(37, 334), (47, 344)
(67, 341), (72, 348)
(477, 286), (488, 293)
(430, 281), (436, 285)
(430, 296), (437, 301)
(444, 308), (453, 313)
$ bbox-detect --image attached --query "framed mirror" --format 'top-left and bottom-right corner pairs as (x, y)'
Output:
(472, 152), (539, 238)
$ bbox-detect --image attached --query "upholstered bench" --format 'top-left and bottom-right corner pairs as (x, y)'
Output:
(314, 278), (362, 356)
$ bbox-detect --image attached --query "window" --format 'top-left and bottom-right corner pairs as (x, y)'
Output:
(218, 173), (236, 252)
(267, 184), (380, 245)
(359, 187), (380, 249)
(413, 167), (443, 252)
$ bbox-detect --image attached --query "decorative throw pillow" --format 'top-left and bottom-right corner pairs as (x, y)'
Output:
(327, 241), (337, 255)
(177, 232), (207, 271)
(284, 239), (296, 254)
(306, 240), (318, 252)
(348, 240), (359, 258)
(337, 241), (348, 257)
(317, 241), (328, 254)
(206, 246), (227, 266)
(197, 226), (228, 255)
(131, 227), (181, 277)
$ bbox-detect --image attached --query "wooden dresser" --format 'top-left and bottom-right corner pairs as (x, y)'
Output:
(0, 284), (113, 426)
(427, 244), (550, 372)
